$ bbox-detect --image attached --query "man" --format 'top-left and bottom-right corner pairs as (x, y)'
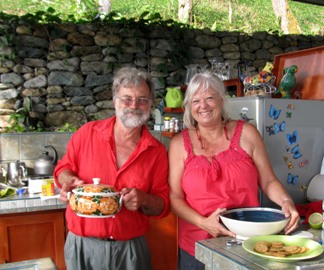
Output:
(54, 67), (170, 270)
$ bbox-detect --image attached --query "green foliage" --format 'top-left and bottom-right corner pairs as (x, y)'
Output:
(3, 113), (44, 133)
(19, 8), (60, 23)
(0, 14), (17, 62)
(16, 96), (31, 116)
(53, 123), (78, 132)
(3, 113), (28, 133)
(0, 0), (323, 34)
(2, 97), (43, 133)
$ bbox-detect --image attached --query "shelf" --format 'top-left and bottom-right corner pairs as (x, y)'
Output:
(164, 107), (184, 113)
(223, 78), (244, 97)
(161, 131), (179, 138)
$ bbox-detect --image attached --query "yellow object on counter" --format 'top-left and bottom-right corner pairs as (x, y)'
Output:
(41, 179), (54, 196)
(0, 187), (16, 198)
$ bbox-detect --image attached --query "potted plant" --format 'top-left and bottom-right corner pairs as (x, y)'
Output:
(5, 97), (42, 132)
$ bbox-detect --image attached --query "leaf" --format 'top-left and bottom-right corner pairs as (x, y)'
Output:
(23, 97), (31, 112)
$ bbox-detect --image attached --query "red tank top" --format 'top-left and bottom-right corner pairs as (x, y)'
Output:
(179, 120), (260, 256)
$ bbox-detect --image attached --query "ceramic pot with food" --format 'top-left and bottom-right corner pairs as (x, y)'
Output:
(68, 178), (123, 218)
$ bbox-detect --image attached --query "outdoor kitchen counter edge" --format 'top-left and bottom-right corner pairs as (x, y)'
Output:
(195, 229), (324, 270)
(0, 193), (66, 214)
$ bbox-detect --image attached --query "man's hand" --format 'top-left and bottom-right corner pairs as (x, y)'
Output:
(59, 176), (84, 203)
(121, 188), (144, 211)
(121, 187), (164, 216)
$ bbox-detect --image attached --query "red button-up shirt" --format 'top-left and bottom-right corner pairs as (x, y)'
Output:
(54, 116), (170, 240)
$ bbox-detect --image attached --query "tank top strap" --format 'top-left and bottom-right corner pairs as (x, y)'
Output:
(182, 129), (193, 155)
(230, 120), (245, 148)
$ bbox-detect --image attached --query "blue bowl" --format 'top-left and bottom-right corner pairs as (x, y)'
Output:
(223, 209), (286, 222)
(219, 207), (289, 240)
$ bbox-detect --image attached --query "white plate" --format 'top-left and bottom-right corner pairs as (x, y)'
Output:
(72, 191), (120, 197)
(76, 213), (116, 218)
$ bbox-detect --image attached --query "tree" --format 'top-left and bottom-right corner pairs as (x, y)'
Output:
(272, 0), (301, 34)
(98, 0), (111, 14)
(178, 0), (193, 24)
(77, 0), (111, 15)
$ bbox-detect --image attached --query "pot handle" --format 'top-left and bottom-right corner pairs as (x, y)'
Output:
(45, 145), (58, 165)
(118, 193), (124, 210)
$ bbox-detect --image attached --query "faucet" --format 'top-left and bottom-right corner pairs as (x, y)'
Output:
(1, 166), (7, 184)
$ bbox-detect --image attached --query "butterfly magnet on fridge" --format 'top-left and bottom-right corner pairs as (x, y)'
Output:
(287, 173), (299, 185)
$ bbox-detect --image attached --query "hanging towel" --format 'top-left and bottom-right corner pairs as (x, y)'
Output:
(0, 187), (16, 198)
(295, 201), (322, 224)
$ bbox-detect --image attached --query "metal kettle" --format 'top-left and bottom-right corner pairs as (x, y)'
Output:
(4, 161), (27, 186)
(34, 145), (58, 176)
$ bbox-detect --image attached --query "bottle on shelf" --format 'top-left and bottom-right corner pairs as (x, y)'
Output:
(164, 117), (170, 132)
(169, 117), (176, 133)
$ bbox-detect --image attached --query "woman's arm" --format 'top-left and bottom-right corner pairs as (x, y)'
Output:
(240, 123), (300, 233)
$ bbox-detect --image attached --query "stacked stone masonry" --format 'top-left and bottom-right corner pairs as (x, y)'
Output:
(0, 21), (323, 129)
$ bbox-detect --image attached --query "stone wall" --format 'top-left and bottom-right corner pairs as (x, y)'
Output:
(0, 20), (323, 130)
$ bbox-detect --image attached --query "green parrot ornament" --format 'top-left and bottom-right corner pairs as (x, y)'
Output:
(274, 65), (298, 99)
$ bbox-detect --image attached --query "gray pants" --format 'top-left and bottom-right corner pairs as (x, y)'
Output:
(65, 232), (153, 270)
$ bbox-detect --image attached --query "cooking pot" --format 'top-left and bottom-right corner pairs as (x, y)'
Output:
(67, 178), (123, 218)
(34, 145), (58, 176)
(6, 161), (27, 187)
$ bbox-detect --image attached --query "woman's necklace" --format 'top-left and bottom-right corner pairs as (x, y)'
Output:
(195, 123), (227, 151)
(196, 128), (205, 149)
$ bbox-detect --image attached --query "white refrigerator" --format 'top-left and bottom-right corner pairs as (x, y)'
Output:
(225, 96), (324, 207)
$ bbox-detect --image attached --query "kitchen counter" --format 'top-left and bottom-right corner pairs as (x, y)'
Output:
(0, 192), (66, 214)
(0, 192), (66, 269)
(196, 228), (324, 270)
(0, 257), (57, 269)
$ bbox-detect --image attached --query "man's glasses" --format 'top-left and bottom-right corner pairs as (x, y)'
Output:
(117, 96), (151, 106)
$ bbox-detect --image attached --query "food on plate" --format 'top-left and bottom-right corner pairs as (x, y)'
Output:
(253, 240), (309, 257)
(254, 241), (271, 253)
(269, 241), (284, 248)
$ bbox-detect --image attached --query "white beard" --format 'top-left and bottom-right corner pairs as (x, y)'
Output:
(116, 108), (150, 128)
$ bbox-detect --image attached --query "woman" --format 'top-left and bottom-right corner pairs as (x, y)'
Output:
(168, 71), (300, 270)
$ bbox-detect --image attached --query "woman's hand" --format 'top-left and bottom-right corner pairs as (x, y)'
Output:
(281, 199), (300, 234)
(200, 208), (236, 238)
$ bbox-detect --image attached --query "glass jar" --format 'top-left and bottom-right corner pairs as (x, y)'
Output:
(175, 119), (180, 133)
(164, 117), (170, 131)
(170, 117), (176, 133)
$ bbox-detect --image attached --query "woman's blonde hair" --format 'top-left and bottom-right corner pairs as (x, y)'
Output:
(183, 71), (230, 129)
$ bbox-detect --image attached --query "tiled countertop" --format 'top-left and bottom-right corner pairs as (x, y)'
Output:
(0, 192), (66, 214)
(196, 228), (324, 270)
